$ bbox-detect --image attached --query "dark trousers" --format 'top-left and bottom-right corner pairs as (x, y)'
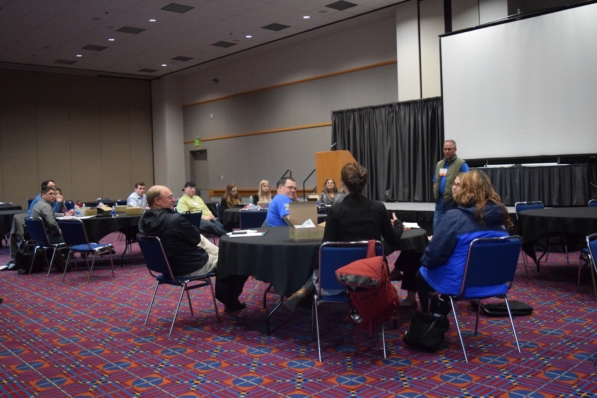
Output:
(393, 249), (423, 291)
(416, 269), (451, 316)
(215, 274), (249, 307)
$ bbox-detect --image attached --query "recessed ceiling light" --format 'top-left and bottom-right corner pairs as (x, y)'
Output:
(108, 38), (115, 41)
(161, 64), (167, 67)
(246, 35), (252, 38)
(149, 19), (156, 22)
(303, 15), (310, 19)
(76, 54), (82, 57)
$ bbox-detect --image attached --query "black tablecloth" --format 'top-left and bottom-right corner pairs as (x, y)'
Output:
(222, 208), (241, 230)
(81, 215), (141, 243)
(0, 209), (26, 244)
(518, 207), (597, 244)
(216, 226), (430, 301)
(0, 205), (22, 211)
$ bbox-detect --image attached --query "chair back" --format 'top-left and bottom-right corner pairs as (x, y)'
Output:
(116, 200), (128, 206)
(318, 241), (383, 295)
(514, 201), (544, 219)
(457, 236), (522, 297)
(137, 234), (176, 280)
(0, 202), (13, 206)
(181, 211), (203, 229)
(589, 199), (597, 208)
(25, 217), (52, 247)
(587, 233), (597, 264)
(64, 200), (75, 211)
(239, 211), (267, 230)
(217, 203), (223, 221)
(58, 219), (92, 248)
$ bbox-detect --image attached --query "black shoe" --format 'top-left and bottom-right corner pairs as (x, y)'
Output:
(224, 302), (246, 313)
(5, 260), (16, 270)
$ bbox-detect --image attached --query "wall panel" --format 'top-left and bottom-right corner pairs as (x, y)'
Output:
(0, 69), (153, 208)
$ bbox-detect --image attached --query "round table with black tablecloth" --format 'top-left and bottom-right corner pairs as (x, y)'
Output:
(0, 209), (25, 248)
(518, 207), (597, 265)
(222, 208), (241, 230)
(81, 214), (141, 243)
(216, 226), (429, 333)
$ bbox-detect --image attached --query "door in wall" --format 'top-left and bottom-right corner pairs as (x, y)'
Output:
(190, 150), (209, 201)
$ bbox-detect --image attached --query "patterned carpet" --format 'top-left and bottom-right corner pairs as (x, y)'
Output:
(1, 233), (597, 397)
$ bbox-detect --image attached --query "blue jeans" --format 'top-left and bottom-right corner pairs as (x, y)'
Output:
(200, 219), (227, 237)
(433, 197), (453, 233)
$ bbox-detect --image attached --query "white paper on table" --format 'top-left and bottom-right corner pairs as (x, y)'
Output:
(403, 222), (421, 229)
(295, 219), (316, 228)
(57, 216), (95, 220)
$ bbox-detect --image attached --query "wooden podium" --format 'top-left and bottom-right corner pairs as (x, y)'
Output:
(315, 150), (356, 194)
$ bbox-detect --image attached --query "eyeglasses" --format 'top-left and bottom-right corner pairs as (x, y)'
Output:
(444, 147), (455, 151)
(453, 183), (460, 188)
(284, 186), (298, 191)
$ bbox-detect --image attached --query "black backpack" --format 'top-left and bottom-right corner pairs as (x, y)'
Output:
(403, 312), (450, 352)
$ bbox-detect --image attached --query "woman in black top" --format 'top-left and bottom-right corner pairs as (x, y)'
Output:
(286, 162), (403, 311)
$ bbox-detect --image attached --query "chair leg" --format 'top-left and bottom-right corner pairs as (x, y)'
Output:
(474, 299), (481, 336)
(314, 295), (322, 362)
(450, 297), (468, 363)
(108, 248), (115, 278)
(87, 254), (98, 283)
(206, 278), (221, 323)
(186, 289), (194, 316)
(62, 250), (73, 281)
(520, 249), (532, 280)
(144, 282), (160, 326)
(169, 284), (188, 335)
(503, 297), (521, 353)
(46, 248), (57, 277)
(381, 322), (387, 359)
(590, 256), (597, 302)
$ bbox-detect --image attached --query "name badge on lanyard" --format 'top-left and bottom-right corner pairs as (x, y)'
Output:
(439, 168), (448, 177)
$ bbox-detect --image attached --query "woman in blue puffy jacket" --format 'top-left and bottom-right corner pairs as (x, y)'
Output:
(416, 169), (514, 316)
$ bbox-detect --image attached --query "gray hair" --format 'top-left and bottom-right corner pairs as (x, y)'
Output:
(444, 139), (457, 148)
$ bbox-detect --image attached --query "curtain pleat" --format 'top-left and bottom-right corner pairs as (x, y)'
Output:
(332, 97), (443, 201)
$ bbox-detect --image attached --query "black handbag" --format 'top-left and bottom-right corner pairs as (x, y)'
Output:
(472, 300), (533, 317)
(403, 312), (450, 352)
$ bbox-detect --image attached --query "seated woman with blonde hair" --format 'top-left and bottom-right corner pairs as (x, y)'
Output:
(252, 180), (273, 206)
(417, 169), (513, 317)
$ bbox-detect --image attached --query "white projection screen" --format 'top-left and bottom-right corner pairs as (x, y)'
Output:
(441, 2), (597, 160)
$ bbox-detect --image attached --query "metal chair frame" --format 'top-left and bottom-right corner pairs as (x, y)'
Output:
(313, 240), (386, 362)
(444, 236), (522, 363)
(137, 234), (220, 335)
(58, 219), (115, 283)
(585, 233), (597, 365)
(24, 217), (68, 276)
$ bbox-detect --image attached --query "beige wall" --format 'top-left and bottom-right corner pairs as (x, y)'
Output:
(0, 69), (154, 209)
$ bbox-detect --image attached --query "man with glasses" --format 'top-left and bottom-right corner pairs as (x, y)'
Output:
(30, 186), (65, 245)
(265, 177), (298, 227)
(27, 180), (65, 217)
(432, 139), (469, 232)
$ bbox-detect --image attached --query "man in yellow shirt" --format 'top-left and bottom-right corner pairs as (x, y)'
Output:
(176, 181), (226, 237)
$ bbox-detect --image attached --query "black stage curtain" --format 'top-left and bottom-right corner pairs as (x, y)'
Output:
(331, 97), (443, 201)
(474, 164), (590, 206)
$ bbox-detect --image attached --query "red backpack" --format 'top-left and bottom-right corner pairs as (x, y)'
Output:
(335, 240), (399, 333)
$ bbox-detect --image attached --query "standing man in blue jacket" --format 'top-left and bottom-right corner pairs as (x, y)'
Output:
(432, 140), (469, 233)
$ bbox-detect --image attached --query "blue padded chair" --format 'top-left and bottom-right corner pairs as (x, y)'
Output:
(585, 233), (597, 365)
(181, 211), (202, 229)
(584, 233), (597, 306)
(589, 199), (597, 207)
(314, 240), (385, 362)
(24, 217), (68, 276)
(436, 235), (523, 363)
(58, 219), (115, 283)
(137, 234), (220, 335)
(239, 210), (267, 230)
(64, 200), (75, 211)
(515, 201), (569, 272)
(216, 202), (223, 222)
(116, 200), (128, 206)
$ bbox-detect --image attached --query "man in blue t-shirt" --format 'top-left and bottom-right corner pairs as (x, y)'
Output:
(265, 177), (298, 227)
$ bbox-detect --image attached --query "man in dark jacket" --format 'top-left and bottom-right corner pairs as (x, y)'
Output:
(138, 185), (218, 278)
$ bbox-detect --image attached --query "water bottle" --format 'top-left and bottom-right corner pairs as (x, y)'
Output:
(323, 196), (328, 206)
(249, 196), (253, 205)
(317, 197), (321, 207)
(75, 206), (80, 217)
(111, 205), (117, 218)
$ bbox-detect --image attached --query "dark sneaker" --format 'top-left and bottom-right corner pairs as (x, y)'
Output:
(224, 302), (246, 313)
